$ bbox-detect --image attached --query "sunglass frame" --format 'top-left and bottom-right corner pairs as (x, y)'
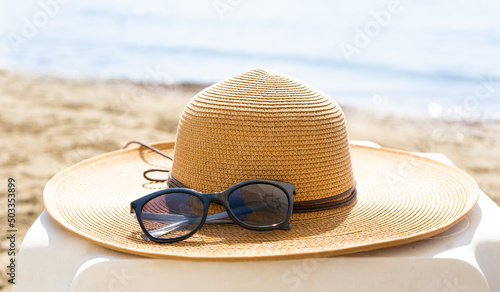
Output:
(130, 179), (295, 243)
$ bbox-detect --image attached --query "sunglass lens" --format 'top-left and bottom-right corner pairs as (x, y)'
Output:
(141, 192), (204, 240)
(227, 183), (289, 227)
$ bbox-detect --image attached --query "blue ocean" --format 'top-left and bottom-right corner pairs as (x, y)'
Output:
(1, 0), (499, 120)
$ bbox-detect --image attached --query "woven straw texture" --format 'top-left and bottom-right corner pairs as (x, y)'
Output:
(44, 142), (479, 261)
(43, 69), (479, 261)
(172, 69), (354, 202)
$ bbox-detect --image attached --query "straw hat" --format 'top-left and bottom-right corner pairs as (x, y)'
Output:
(44, 69), (479, 261)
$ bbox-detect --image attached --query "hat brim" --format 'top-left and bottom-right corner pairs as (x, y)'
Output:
(43, 141), (479, 261)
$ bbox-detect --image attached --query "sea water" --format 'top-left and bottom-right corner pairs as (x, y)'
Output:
(1, 0), (499, 120)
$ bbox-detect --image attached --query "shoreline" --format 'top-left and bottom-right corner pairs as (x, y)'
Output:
(1, 71), (499, 288)
(5, 67), (499, 123)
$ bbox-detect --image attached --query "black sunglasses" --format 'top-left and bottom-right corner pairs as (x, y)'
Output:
(131, 179), (295, 243)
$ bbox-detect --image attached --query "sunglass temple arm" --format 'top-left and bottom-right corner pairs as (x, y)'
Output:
(134, 211), (293, 241)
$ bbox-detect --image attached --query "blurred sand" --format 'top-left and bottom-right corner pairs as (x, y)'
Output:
(1, 71), (499, 290)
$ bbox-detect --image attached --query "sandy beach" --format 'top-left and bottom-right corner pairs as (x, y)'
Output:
(1, 71), (499, 290)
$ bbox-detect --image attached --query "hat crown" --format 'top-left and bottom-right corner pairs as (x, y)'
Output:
(171, 69), (354, 202)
